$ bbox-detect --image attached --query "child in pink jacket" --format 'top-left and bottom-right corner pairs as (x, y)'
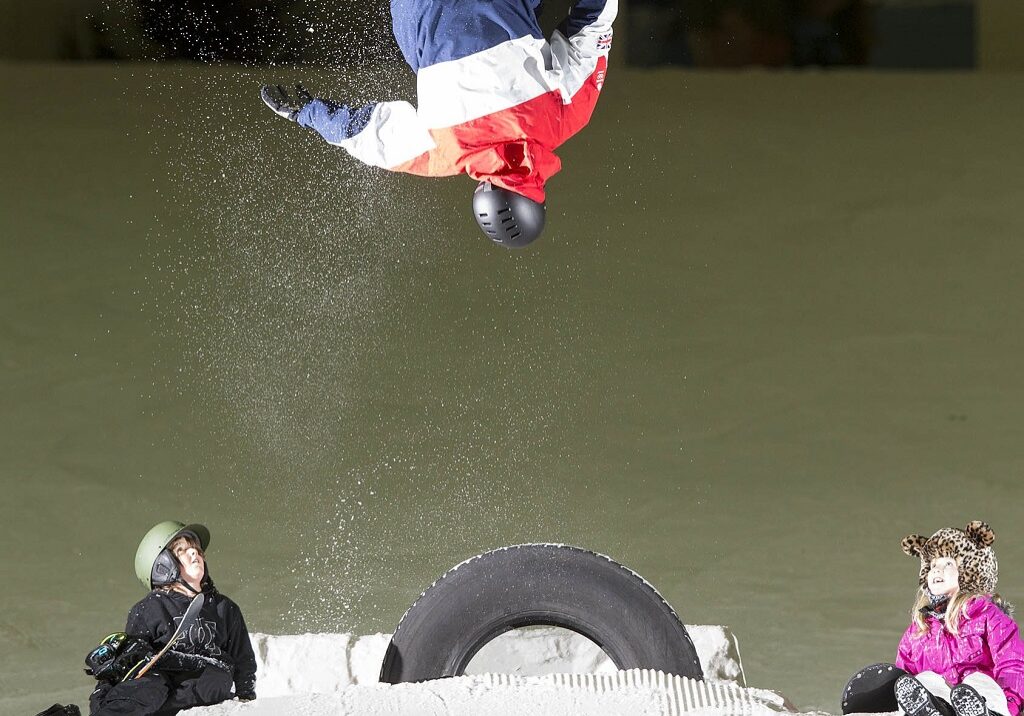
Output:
(891, 521), (1024, 716)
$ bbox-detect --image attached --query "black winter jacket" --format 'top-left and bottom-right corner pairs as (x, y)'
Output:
(125, 586), (257, 700)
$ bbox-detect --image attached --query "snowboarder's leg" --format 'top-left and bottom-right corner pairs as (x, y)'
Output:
(389, 0), (422, 71)
(88, 682), (111, 715)
(88, 675), (169, 716)
(160, 667), (233, 712)
(389, 0), (546, 73)
(917, 671), (954, 704)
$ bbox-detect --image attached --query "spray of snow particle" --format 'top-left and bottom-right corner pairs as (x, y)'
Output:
(134, 2), (585, 635)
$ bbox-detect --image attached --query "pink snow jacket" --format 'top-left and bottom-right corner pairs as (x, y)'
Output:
(896, 597), (1024, 716)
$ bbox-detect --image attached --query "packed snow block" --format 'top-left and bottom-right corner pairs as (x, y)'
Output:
(248, 625), (746, 698)
(347, 633), (392, 685)
(688, 624), (747, 684)
(249, 633), (355, 696)
(466, 624), (746, 680)
(466, 627), (617, 676)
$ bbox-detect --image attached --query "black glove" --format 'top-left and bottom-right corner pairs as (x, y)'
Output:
(261, 83), (313, 121)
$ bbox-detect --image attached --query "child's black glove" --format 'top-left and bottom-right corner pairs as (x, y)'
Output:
(261, 84), (313, 121)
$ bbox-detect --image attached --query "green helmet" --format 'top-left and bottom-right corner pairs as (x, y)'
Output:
(134, 520), (210, 590)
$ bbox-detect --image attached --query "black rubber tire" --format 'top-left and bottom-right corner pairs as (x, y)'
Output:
(841, 662), (907, 713)
(379, 543), (703, 683)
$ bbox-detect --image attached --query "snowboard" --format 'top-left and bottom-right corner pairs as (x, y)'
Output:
(124, 592), (206, 681)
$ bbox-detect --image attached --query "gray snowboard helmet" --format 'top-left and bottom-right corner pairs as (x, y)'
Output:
(472, 181), (546, 249)
(134, 520), (210, 590)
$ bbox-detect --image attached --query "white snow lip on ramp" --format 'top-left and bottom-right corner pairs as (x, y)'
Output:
(196, 669), (792, 716)
(190, 625), (804, 716)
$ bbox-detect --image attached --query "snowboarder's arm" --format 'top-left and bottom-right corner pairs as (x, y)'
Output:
(224, 600), (257, 700)
(295, 99), (437, 171)
(554, 0), (617, 61)
(894, 627), (914, 672)
(261, 84), (436, 171)
(546, 0), (616, 141)
(125, 599), (160, 647)
(986, 605), (1024, 716)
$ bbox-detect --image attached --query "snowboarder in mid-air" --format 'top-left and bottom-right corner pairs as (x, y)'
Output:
(261, 0), (618, 249)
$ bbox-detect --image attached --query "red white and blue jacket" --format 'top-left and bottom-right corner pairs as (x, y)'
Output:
(295, 0), (617, 203)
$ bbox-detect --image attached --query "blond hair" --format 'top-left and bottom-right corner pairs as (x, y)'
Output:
(910, 589), (1004, 637)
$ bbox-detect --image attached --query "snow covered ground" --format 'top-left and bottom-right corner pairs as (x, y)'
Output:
(193, 625), (809, 716)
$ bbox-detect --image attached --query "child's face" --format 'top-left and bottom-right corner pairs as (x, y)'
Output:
(170, 537), (206, 584)
(927, 556), (960, 597)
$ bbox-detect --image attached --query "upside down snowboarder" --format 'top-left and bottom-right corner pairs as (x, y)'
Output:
(261, 0), (618, 248)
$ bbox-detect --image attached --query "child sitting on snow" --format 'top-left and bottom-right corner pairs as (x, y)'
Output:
(891, 521), (1023, 716)
(843, 521), (1024, 716)
(86, 521), (257, 716)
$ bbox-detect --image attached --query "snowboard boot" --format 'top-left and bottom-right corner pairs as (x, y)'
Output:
(950, 683), (990, 716)
(34, 706), (81, 716)
(895, 675), (949, 716)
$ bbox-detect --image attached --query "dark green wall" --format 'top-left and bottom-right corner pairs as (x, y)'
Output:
(4, 0), (1019, 67)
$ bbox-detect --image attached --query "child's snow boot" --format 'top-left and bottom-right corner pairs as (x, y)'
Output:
(895, 675), (950, 716)
(34, 706), (81, 716)
(950, 683), (990, 716)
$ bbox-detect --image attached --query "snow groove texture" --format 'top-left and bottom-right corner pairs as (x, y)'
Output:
(194, 668), (793, 716)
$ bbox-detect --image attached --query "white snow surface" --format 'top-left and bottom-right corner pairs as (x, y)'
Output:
(190, 625), (807, 716)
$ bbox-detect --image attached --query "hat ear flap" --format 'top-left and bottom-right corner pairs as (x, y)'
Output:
(965, 521), (995, 548)
(902, 534), (927, 557)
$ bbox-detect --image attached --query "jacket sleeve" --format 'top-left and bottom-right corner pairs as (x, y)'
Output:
(986, 607), (1024, 716)
(557, 0), (618, 47)
(125, 596), (161, 645)
(895, 626), (915, 672)
(224, 600), (257, 700)
(547, 0), (617, 142)
(296, 98), (436, 171)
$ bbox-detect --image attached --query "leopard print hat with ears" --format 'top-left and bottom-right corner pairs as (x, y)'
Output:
(901, 521), (998, 594)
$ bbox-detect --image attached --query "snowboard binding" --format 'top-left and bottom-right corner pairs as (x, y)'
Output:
(84, 632), (154, 683)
